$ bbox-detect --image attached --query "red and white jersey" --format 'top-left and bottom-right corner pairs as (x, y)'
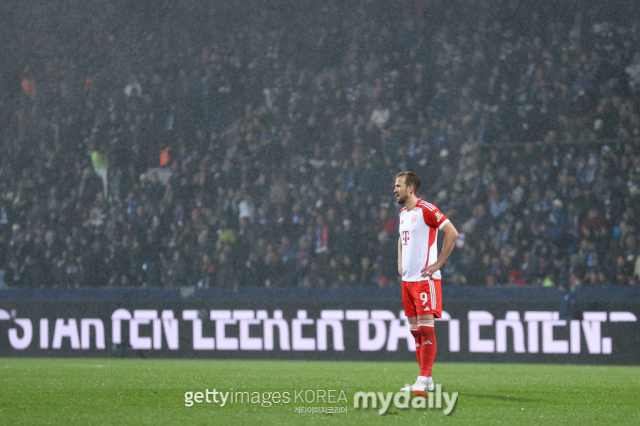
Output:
(399, 199), (449, 281)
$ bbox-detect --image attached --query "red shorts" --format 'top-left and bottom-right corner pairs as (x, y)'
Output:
(402, 279), (442, 318)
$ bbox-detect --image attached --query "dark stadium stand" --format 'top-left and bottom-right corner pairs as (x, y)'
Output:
(0, 0), (639, 290)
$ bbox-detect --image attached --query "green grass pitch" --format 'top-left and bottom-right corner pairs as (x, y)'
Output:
(1, 358), (638, 425)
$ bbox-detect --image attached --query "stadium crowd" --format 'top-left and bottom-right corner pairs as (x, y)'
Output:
(1, 0), (639, 290)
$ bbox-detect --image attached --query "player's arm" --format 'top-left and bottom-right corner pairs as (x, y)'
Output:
(422, 221), (459, 277)
(398, 236), (402, 275)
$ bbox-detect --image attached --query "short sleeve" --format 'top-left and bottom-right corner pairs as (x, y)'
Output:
(421, 202), (449, 230)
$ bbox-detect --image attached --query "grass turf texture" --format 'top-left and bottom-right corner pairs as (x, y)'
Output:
(1, 359), (638, 425)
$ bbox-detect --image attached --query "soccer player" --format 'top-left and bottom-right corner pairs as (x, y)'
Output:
(394, 171), (459, 393)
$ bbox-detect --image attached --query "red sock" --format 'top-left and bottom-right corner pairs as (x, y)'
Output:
(418, 320), (437, 377)
(410, 325), (421, 370)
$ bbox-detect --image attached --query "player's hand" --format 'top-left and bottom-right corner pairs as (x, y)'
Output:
(421, 261), (442, 278)
(398, 263), (402, 276)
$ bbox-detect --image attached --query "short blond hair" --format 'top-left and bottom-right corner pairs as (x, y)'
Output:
(397, 171), (421, 194)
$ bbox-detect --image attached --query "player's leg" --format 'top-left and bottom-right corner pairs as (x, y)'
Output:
(401, 281), (421, 367)
(406, 315), (421, 365)
(400, 281), (427, 392)
(416, 314), (436, 391)
(416, 278), (441, 391)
